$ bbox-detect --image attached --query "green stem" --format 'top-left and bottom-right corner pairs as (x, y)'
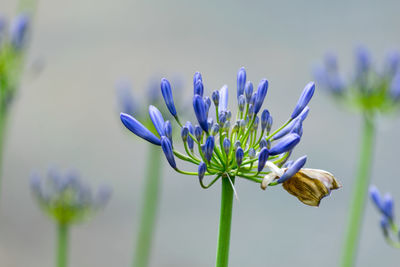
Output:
(56, 223), (69, 267)
(133, 144), (162, 267)
(340, 113), (375, 267)
(215, 176), (235, 267)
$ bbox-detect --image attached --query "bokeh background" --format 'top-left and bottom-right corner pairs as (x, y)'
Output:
(1, 0), (400, 266)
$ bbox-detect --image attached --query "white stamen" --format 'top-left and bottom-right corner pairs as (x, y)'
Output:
(261, 173), (277, 190)
(265, 161), (284, 177)
(225, 172), (239, 201)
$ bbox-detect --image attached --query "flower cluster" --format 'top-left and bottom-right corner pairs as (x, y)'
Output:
(314, 46), (400, 113)
(120, 67), (340, 206)
(0, 13), (30, 111)
(369, 185), (400, 248)
(30, 167), (111, 225)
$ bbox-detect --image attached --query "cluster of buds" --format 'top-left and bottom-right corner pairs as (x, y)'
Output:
(314, 46), (400, 113)
(30, 167), (111, 225)
(120, 67), (340, 206)
(369, 185), (400, 248)
(0, 13), (30, 111)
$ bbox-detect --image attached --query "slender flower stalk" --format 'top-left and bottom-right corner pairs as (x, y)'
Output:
(369, 185), (400, 248)
(121, 67), (340, 266)
(314, 46), (400, 267)
(30, 167), (111, 267)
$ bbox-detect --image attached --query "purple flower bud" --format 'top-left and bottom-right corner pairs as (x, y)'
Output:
(211, 123), (219, 136)
(245, 81), (253, 103)
(291, 82), (315, 119)
(223, 138), (231, 155)
(193, 95), (208, 132)
(249, 92), (256, 106)
(149, 105), (165, 137)
(253, 116), (259, 131)
(181, 126), (189, 142)
(198, 162), (207, 182)
(237, 67), (247, 99)
(355, 45), (371, 75)
(164, 120), (172, 142)
(278, 155), (307, 183)
(266, 116), (273, 133)
(380, 216), (389, 236)
(236, 147), (244, 166)
(204, 96), (212, 112)
(218, 85), (229, 112)
(259, 139), (267, 150)
(212, 90), (220, 106)
(369, 185), (382, 210)
(185, 121), (194, 150)
(193, 72), (202, 87)
(273, 118), (300, 140)
(269, 133), (300, 156)
(248, 148), (256, 159)
(253, 79), (269, 114)
(283, 160), (294, 168)
(290, 120), (303, 137)
(219, 112), (227, 126)
(160, 78), (177, 116)
(234, 140), (241, 150)
(257, 147), (269, 172)
(161, 136), (177, 169)
(226, 110), (232, 121)
(297, 106), (310, 122)
(238, 95), (246, 112)
(248, 104), (254, 117)
(207, 118), (214, 131)
(194, 80), (204, 97)
(120, 113), (161, 145)
(382, 193), (394, 221)
(261, 109), (270, 131)
(204, 136), (215, 162)
(10, 14), (29, 50)
(390, 72), (400, 101)
(194, 125), (202, 142)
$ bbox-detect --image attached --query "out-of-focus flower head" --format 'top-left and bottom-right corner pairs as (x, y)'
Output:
(314, 46), (400, 113)
(30, 167), (111, 225)
(120, 67), (340, 206)
(369, 185), (400, 248)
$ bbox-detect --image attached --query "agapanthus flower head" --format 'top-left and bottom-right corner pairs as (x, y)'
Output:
(369, 185), (400, 247)
(314, 46), (400, 113)
(30, 167), (111, 225)
(121, 67), (340, 206)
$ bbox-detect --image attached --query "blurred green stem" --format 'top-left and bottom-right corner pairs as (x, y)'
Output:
(215, 176), (235, 267)
(133, 144), (162, 267)
(341, 113), (375, 267)
(57, 223), (69, 267)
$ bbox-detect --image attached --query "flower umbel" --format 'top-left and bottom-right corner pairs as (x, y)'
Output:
(120, 67), (340, 205)
(369, 185), (400, 248)
(30, 167), (111, 225)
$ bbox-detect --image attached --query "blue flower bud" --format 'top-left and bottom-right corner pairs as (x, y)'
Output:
(212, 90), (220, 106)
(249, 92), (256, 106)
(245, 81), (253, 103)
(278, 155), (307, 183)
(193, 95), (209, 132)
(390, 72), (400, 101)
(237, 67), (246, 99)
(261, 109), (270, 131)
(193, 72), (202, 87)
(211, 123), (219, 136)
(219, 112), (227, 126)
(238, 95), (246, 112)
(355, 45), (371, 75)
(204, 136), (215, 162)
(369, 185), (382, 210)
(194, 80), (204, 97)
(120, 113), (161, 145)
(291, 82), (315, 119)
(161, 136), (177, 169)
(253, 116), (259, 131)
(198, 162), (207, 182)
(290, 120), (303, 137)
(257, 147), (269, 172)
(269, 133), (300, 156)
(382, 193), (394, 221)
(283, 160), (294, 168)
(267, 116), (273, 133)
(164, 120), (172, 143)
(223, 138), (231, 155)
(10, 14), (29, 50)
(380, 216), (389, 236)
(253, 79), (269, 114)
(149, 105), (165, 136)
(226, 110), (232, 121)
(273, 118), (300, 140)
(246, 148), (255, 159)
(194, 125), (203, 142)
(236, 147), (244, 166)
(204, 96), (212, 113)
(248, 104), (254, 117)
(181, 126), (189, 142)
(207, 118), (214, 131)
(185, 122), (194, 149)
(219, 85), (229, 112)
(297, 106), (310, 122)
(161, 78), (177, 116)
(259, 139), (267, 150)
(234, 140), (241, 150)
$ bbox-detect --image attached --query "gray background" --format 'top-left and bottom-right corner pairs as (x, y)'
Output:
(1, 0), (400, 266)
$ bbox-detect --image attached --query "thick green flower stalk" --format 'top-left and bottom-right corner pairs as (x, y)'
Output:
(314, 46), (400, 267)
(0, 12), (31, 199)
(120, 67), (340, 267)
(30, 167), (111, 267)
(369, 185), (400, 248)
(116, 77), (183, 267)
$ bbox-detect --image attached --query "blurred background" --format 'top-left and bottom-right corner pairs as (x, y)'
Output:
(1, 0), (400, 266)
